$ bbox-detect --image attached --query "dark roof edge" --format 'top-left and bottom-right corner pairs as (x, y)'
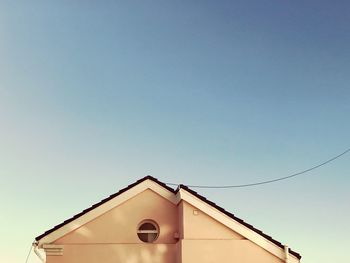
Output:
(177, 184), (301, 260)
(35, 175), (175, 241)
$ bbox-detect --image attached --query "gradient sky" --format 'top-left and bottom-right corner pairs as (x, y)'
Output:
(0, 1), (349, 262)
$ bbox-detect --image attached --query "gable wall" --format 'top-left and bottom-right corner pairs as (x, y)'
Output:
(180, 200), (244, 240)
(41, 182), (295, 263)
(181, 239), (284, 263)
(47, 244), (177, 263)
(47, 189), (178, 263)
(55, 189), (178, 244)
(179, 200), (284, 263)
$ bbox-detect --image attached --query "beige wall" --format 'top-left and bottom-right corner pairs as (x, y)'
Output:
(47, 244), (176, 263)
(45, 189), (286, 263)
(180, 200), (244, 240)
(56, 189), (178, 244)
(48, 189), (178, 263)
(181, 239), (283, 263)
(179, 201), (283, 263)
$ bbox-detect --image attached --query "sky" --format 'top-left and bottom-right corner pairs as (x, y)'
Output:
(0, 1), (349, 262)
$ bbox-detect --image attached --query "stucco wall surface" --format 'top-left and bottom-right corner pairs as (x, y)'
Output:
(47, 244), (176, 263)
(178, 201), (284, 263)
(48, 189), (178, 263)
(55, 189), (178, 244)
(181, 239), (283, 263)
(180, 200), (244, 240)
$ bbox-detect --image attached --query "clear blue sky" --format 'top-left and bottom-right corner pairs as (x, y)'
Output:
(0, 1), (349, 262)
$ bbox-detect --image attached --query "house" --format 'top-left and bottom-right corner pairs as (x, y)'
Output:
(34, 176), (301, 263)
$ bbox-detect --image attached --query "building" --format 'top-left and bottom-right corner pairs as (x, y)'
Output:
(34, 176), (301, 263)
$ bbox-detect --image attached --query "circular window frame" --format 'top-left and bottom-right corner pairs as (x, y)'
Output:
(136, 220), (159, 243)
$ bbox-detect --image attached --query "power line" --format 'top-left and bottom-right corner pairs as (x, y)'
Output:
(165, 147), (350, 189)
(24, 244), (33, 263)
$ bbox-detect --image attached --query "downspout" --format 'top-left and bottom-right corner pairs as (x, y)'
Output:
(33, 242), (45, 263)
(284, 245), (289, 263)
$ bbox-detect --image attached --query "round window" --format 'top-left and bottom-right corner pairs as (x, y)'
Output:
(137, 220), (159, 243)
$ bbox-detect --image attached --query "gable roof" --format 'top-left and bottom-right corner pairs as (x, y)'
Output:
(35, 175), (301, 260)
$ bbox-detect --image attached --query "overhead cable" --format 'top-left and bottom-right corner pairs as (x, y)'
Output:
(165, 147), (350, 188)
